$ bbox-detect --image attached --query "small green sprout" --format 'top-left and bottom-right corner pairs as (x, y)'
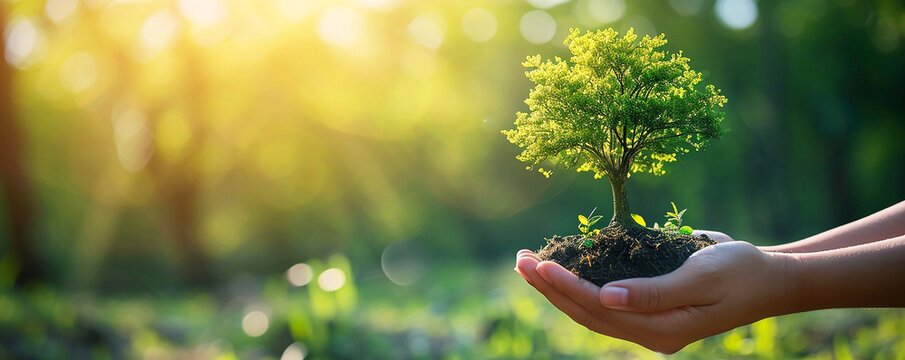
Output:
(578, 207), (603, 247)
(653, 202), (694, 235)
(631, 213), (646, 227)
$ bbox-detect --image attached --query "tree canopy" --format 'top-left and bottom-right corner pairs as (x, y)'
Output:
(503, 28), (727, 181)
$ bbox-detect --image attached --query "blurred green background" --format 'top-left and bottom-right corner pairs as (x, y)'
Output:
(1, 0), (904, 358)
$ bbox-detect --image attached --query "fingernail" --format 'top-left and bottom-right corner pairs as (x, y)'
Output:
(602, 286), (629, 307)
(536, 265), (552, 283)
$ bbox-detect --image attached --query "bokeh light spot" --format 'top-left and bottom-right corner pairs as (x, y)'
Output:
(4, 17), (41, 69)
(624, 15), (656, 37)
(461, 8), (497, 43)
(317, 268), (345, 292)
(586, 0), (626, 24)
(286, 263), (313, 287)
(241, 311), (269, 337)
(178, 0), (228, 27)
(60, 51), (98, 93)
(45, 0), (79, 23)
(111, 103), (154, 172)
(354, 0), (401, 13)
(318, 6), (364, 46)
(381, 240), (425, 286)
(281, 342), (308, 360)
(669, 0), (704, 16)
(520, 10), (556, 44)
(407, 13), (445, 50)
(139, 10), (181, 60)
(527, 0), (569, 9)
(715, 0), (758, 30)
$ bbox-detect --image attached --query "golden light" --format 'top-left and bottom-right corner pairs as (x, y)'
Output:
(519, 10), (556, 44)
(317, 268), (345, 292)
(111, 102), (154, 172)
(317, 6), (364, 46)
(286, 263), (313, 287)
(461, 8), (497, 43)
(4, 16), (41, 69)
(241, 310), (269, 337)
(178, 0), (228, 28)
(407, 13), (445, 50)
(45, 0), (79, 23)
(137, 10), (181, 61)
(59, 51), (98, 93)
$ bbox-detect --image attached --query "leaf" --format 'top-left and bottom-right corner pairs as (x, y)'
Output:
(578, 225), (589, 233)
(583, 239), (593, 248)
(679, 226), (693, 235)
(578, 215), (589, 226)
(678, 208), (687, 218)
(588, 215), (603, 227)
(671, 202), (679, 215)
(653, 223), (660, 230)
(631, 213), (646, 227)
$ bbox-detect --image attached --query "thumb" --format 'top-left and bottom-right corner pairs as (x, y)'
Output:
(599, 268), (709, 312)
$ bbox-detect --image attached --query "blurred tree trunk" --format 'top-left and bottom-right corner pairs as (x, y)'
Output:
(159, 32), (212, 286)
(0, 5), (42, 285)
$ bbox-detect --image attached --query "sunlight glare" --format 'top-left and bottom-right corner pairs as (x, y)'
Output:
(178, 0), (228, 27)
(112, 103), (154, 172)
(241, 310), (269, 337)
(277, 0), (314, 21)
(407, 13), (445, 50)
(400, 47), (437, 78)
(286, 263), (313, 287)
(59, 51), (97, 93)
(318, 6), (364, 46)
(317, 268), (346, 292)
(4, 17), (41, 69)
(45, 0), (79, 23)
(138, 11), (181, 60)
(354, 0), (401, 13)
(715, 0), (758, 30)
(520, 10), (556, 44)
(462, 8), (497, 43)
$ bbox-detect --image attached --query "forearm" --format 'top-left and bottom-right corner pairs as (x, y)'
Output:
(761, 200), (905, 253)
(784, 235), (905, 312)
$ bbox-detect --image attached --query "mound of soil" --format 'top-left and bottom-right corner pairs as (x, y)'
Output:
(536, 223), (715, 287)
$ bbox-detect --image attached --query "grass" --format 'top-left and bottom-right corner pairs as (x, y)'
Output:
(1, 255), (903, 359)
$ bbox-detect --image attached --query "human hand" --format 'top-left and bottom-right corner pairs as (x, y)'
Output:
(515, 235), (797, 353)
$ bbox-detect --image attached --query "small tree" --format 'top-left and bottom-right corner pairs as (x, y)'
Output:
(503, 28), (726, 228)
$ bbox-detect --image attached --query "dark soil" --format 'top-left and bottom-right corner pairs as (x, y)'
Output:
(536, 223), (716, 287)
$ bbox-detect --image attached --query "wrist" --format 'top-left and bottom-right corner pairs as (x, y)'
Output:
(764, 251), (803, 316)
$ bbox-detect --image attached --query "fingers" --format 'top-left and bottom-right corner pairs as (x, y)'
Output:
(514, 252), (631, 339)
(601, 266), (714, 312)
(693, 230), (734, 243)
(535, 261), (603, 310)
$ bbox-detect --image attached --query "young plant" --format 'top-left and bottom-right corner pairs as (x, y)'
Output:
(578, 207), (604, 247)
(503, 28), (726, 228)
(653, 202), (694, 235)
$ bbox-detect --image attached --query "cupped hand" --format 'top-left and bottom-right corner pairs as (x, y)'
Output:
(514, 233), (797, 353)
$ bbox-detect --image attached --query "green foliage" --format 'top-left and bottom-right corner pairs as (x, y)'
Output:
(654, 201), (694, 235)
(503, 28), (726, 180)
(578, 207), (603, 242)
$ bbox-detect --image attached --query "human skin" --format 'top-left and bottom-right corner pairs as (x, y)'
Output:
(514, 201), (905, 354)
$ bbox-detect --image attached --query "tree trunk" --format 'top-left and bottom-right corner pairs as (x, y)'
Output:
(0, 3), (42, 285)
(608, 174), (636, 227)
